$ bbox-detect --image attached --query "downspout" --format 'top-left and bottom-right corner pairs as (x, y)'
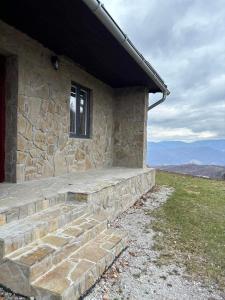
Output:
(148, 91), (167, 110)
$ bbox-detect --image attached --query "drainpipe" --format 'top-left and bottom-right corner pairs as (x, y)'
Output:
(148, 91), (167, 110)
(82, 0), (170, 96)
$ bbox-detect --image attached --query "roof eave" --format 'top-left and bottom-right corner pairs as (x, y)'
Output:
(82, 0), (170, 95)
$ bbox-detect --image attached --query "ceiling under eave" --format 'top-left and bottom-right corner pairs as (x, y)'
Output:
(0, 0), (167, 93)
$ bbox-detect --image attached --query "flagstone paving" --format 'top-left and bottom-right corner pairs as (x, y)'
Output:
(0, 205), (128, 299)
(0, 168), (155, 299)
(0, 167), (155, 225)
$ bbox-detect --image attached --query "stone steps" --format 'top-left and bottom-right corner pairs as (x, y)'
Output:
(0, 168), (155, 226)
(67, 170), (154, 220)
(8, 213), (107, 282)
(0, 210), (127, 299)
(0, 168), (154, 298)
(0, 191), (67, 226)
(32, 228), (127, 300)
(0, 202), (87, 257)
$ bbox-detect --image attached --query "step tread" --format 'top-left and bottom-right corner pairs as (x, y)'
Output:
(4, 212), (108, 285)
(0, 203), (87, 257)
(7, 212), (108, 265)
(0, 191), (67, 225)
(32, 228), (127, 299)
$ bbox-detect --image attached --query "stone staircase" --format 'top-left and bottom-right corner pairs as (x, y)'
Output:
(0, 168), (155, 299)
(0, 200), (128, 299)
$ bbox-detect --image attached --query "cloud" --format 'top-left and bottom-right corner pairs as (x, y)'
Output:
(103, 0), (225, 141)
(148, 126), (217, 142)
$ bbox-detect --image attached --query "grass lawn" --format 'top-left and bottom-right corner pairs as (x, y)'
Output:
(151, 171), (225, 289)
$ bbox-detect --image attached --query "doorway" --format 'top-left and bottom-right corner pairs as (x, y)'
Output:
(0, 55), (6, 182)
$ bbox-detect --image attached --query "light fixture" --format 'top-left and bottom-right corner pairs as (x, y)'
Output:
(51, 55), (59, 70)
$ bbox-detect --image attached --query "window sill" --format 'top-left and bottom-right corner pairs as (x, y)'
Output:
(69, 133), (91, 140)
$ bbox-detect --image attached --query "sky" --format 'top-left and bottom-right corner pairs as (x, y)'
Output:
(102, 0), (225, 142)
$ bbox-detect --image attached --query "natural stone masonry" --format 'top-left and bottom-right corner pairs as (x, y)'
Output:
(0, 168), (155, 225)
(0, 212), (108, 294)
(0, 208), (127, 299)
(0, 192), (66, 225)
(0, 168), (155, 299)
(69, 169), (155, 219)
(113, 87), (148, 168)
(0, 19), (114, 182)
(0, 20), (148, 182)
(0, 203), (87, 257)
(0, 8), (155, 298)
(5, 55), (18, 182)
(33, 229), (127, 299)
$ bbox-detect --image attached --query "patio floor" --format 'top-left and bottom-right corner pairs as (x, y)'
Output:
(0, 167), (155, 223)
(0, 167), (155, 298)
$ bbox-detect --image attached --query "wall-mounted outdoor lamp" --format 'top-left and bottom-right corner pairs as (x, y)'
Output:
(51, 55), (59, 70)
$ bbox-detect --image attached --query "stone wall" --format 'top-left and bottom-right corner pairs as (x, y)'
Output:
(113, 87), (148, 168)
(86, 168), (156, 219)
(0, 20), (115, 182)
(0, 20), (148, 182)
(4, 56), (18, 182)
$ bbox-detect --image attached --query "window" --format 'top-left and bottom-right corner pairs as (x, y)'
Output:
(70, 82), (91, 138)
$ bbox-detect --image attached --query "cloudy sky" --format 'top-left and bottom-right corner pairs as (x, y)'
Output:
(103, 0), (225, 142)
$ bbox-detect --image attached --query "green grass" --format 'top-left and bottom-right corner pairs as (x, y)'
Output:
(151, 171), (225, 289)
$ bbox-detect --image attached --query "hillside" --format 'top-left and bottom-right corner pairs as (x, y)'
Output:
(157, 164), (225, 179)
(153, 171), (225, 289)
(147, 139), (225, 166)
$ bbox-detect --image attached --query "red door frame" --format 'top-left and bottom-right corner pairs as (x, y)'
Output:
(0, 55), (6, 182)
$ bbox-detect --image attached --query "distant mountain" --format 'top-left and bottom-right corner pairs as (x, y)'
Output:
(147, 139), (225, 166)
(157, 164), (225, 180)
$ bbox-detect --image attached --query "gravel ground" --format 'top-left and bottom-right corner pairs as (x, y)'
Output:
(84, 186), (224, 300)
(0, 286), (27, 300)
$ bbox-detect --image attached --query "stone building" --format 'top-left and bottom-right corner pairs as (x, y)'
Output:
(0, 1), (169, 299)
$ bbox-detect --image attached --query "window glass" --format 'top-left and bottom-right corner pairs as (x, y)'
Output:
(70, 86), (77, 134)
(70, 83), (90, 138)
(79, 89), (87, 136)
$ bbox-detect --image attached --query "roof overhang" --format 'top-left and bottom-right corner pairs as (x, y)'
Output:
(0, 0), (169, 94)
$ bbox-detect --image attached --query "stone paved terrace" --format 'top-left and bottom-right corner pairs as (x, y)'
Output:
(0, 167), (155, 225)
(0, 167), (155, 299)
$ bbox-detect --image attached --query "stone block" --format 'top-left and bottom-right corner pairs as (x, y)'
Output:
(42, 235), (70, 247)
(16, 164), (25, 183)
(71, 260), (95, 282)
(33, 261), (72, 295)
(6, 208), (19, 223)
(17, 245), (54, 267)
(63, 227), (84, 238)
(0, 214), (6, 226)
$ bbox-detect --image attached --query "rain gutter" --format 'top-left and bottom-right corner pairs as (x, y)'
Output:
(82, 0), (170, 100)
(148, 91), (167, 110)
